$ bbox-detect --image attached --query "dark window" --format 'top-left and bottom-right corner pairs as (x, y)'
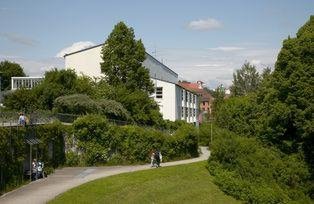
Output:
(156, 87), (163, 98)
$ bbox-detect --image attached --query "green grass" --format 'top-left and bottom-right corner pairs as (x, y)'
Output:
(50, 161), (240, 204)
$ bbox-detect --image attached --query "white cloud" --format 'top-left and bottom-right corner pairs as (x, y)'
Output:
(0, 55), (64, 76)
(56, 41), (95, 58)
(146, 45), (278, 88)
(187, 18), (222, 31)
(208, 46), (245, 51)
(194, 63), (226, 68)
(250, 59), (261, 65)
(0, 32), (38, 46)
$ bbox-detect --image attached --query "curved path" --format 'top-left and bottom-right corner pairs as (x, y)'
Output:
(0, 147), (210, 204)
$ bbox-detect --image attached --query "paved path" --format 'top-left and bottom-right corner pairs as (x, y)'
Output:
(0, 147), (210, 204)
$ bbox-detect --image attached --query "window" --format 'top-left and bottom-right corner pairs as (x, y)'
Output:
(185, 91), (188, 102)
(185, 107), (188, 118)
(182, 107), (184, 118)
(156, 87), (163, 98)
(182, 90), (184, 101)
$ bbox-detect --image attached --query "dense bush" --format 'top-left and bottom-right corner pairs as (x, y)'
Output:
(97, 99), (132, 122)
(54, 94), (101, 115)
(35, 121), (67, 168)
(0, 126), (25, 194)
(71, 114), (199, 165)
(0, 122), (67, 194)
(215, 95), (258, 137)
(208, 128), (312, 203)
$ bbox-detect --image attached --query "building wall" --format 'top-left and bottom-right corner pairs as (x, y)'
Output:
(152, 79), (177, 121)
(180, 88), (198, 124)
(64, 44), (198, 124)
(64, 44), (178, 83)
(65, 46), (104, 78)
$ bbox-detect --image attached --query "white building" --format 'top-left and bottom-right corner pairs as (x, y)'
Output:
(11, 77), (44, 90)
(64, 44), (199, 124)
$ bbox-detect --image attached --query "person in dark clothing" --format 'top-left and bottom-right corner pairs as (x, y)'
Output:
(154, 150), (161, 167)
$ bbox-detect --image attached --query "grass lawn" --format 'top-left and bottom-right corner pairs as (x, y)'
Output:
(49, 161), (240, 204)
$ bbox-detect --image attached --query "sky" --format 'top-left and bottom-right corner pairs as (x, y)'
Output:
(0, 0), (313, 88)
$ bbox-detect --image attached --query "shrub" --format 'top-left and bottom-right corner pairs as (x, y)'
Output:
(71, 115), (199, 165)
(208, 127), (311, 203)
(54, 94), (101, 115)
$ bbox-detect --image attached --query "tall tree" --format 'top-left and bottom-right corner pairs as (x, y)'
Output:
(100, 22), (154, 93)
(256, 16), (314, 170)
(0, 61), (25, 91)
(230, 62), (261, 96)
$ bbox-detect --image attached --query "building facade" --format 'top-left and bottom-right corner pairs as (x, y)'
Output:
(179, 81), (213, 123)
(64, 44), (198, 124)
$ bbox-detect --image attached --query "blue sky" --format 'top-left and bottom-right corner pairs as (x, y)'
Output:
(0, 0), (313, 88)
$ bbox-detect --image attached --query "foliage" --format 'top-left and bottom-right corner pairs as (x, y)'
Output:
(100, 22), (153, 93)
(208, 128), (312, 203)
(54, 94), (132, 122)
(3, 88), (39, 112)
(0, 122), (67, 194)
(0, 126), (25, 194)
(230, 62), (261, 96)
(255, 16), (314, 172)
(215, 95), (258, 137)
(97, 99), (132, 122)
(54, 94), (101, 115)
(33, 69), (82, 110)
(212, 84), (225, 117)
(71, 114), (198, 165)
(98, 84), (163, 126)
(0, 60), (25, 91)
(35, 121), (67, 168)
(210, 16), (314, 200)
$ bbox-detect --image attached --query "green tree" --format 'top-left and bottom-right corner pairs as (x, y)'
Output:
(256, 16), (314, 173)
(3, 88), (39, 112)
(100, 21), (154, 93)
(34, 69), (85, 109)
(0, 61), (25, 91)
(230, 62), (261, 96)
(212, 84), (225, 117)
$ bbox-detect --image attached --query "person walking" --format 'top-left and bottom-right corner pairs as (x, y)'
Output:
(154, 150), (160, 167)
(150, 150), (155, 167)
(18, 112), (26, 126)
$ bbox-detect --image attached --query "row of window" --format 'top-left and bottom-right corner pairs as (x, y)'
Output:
(181, 107), (197, 118)
(181, 90), (196, 103)
(154, 87), (197, 105)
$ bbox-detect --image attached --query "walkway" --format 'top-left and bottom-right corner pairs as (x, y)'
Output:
(0, 147), (210, 204)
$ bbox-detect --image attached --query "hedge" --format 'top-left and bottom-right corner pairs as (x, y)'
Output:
(207, 128), (312, 203)
(0, 122), (67, 195)
(70, 114), (199, 166)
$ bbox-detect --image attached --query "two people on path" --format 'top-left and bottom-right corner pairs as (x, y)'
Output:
(18, 112), (29, 126)
(31, 159), (45, 181)
(150, 149), (162, 168)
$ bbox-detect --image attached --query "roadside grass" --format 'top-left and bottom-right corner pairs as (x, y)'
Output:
(50, 161), (240, 204)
